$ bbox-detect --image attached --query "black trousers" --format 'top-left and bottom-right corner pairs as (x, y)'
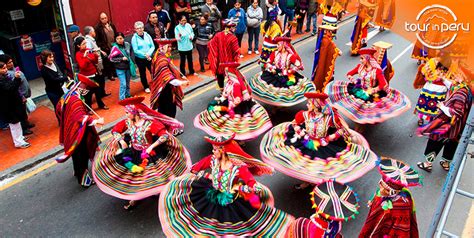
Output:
(158, 83), (177, 118)
(235, 33), (244, 47)
(71, 133), (90, 184)
(216, 73), (225, 89)
(101, 54), (116, 79)
(424, 138), (459, 162)
(296, 10), (306, 32)
(196, 44), (208, 71)
(178, 50), (195, 75)
(84, 75), (105, 108)
(135, 57), (151, 89)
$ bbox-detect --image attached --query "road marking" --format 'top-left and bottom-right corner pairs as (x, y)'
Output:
(0, 26), (345, 191)
(345, 26), (380, 46)
(391, 43), (414, 64)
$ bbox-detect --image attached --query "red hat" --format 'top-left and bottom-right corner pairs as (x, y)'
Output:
(204, 134), (236, 146)
(304, 92), (329, 100)
(154, 38), (176, 46)
(275, 37), (292, 43)
(77, 74), (99, 88)
(218, 62), (240, 71)
(118, 96), (145, 106)
(358, 48), (377, 56)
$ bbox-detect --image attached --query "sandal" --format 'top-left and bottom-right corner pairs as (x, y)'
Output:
(439, 160), (450, 171)
(294, 183), (310, 190)
(417, 161), (432, 172)
(124, 200), (137, 210)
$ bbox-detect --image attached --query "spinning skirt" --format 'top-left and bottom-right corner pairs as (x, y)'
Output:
(260, 122), (378, 184)
(159, 174), (294, 237)
(92, 136), (192, 200)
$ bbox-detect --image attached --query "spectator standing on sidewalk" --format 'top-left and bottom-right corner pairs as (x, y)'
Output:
(74, 36), (108, 110)
(84, 26), (110, 98)
(280, 0), (295, 32)
(67, 25), (82, 72)
(0, 54), (34, 135)
(174, 0), (192, 23)
(217, 0), (236, 20)
(201, 0), (222, 32)
(228, 0), (247, 57)
(175, 15), (197, 76)
(151, 0), (172, 37)
(131, 21), (155, 93)
(246, 0), (263, 55)
(145, 12), (166, 48)
(295, 0), (309, 34)
(40, 50), (67, 114)
(110, 32), (136, 100)
(305, 0), (318, 35)
(95, 12), (117, 82)
(194, 15), (214, 72)
(0, 62), (30, 148)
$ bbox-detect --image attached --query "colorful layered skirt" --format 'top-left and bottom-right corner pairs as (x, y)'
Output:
(92, 136), (192, 200)
(247, 71), (315, 107)
(285, 217), (342, 238)
(415, 82), (447, 121)
(159, 173), (294, 237)
(260, 122), (378, 184)
(194, 99), (272, 141)
(325, 81), (411, 124)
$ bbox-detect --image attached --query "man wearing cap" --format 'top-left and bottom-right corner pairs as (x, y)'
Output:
(67, 24), (82, 72)
(208, 18), (241, 89)
(56, 74), (104, 187)
(311, 25), (340, 91)
(150, 38), (189, 118)
(359, 157), (420, 237)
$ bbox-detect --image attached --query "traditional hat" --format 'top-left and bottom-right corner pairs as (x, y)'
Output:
(304, 92), (329, 100)
(358, 48), (377, 56)
(268, 8), (279, 21)
(118, 96), (145, 106)
(322, 13), (337, 27)
(377, 157), (423, 189)
(204, 134), (236, 146)
(274, 37), (292, 43)
(310, 180), (360, 222)
(318, 24), (338, 31)
(223, 18), (239, 27)
(77, 74), (99, 88)
(154, 38), (177, 46)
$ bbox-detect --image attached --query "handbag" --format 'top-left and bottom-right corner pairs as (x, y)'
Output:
(25, 98), (36, 113)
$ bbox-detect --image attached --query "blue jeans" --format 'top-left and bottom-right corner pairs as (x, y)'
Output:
(306, 12), (317, 33)
(284, 8), (295, 29)
(247, 26), (260, 51)
(116, 69), (131, 100)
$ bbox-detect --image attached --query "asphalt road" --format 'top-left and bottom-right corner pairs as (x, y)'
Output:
(1, 20), (473, 237)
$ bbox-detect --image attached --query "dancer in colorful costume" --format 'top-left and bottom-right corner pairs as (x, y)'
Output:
(285, 180), (360, 238)
(359, 157), (421, 238)
(350, 0), (376, 55)
(374, 0), (395, 31)
(413, 57), (451, 126)
(311, 24), (340, 91)
(194, 62), (272, 140)
(56, 74), (104, 187)
(416, 64), (472, 172)
(159, 134), (294, 237)
(150, 38), (189, 118)
(373, 41), (394, 82)
(325, 48), (411, 125)
(248, 37), (315, 107)
(208, 18), (241, 90)
(93, 96), (191, 209)
(260, 92), (378, 186)
(260, 8), (283, 65)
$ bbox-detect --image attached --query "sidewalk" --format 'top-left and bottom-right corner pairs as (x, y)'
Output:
(0, 29), (316, 175)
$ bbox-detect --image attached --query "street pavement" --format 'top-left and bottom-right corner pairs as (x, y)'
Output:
(1, 18), (473, 237)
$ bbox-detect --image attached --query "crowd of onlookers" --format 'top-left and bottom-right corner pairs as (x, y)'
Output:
(0, 0), (329, 149)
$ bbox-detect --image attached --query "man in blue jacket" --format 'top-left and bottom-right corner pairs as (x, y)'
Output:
(228, 0), (247, 58)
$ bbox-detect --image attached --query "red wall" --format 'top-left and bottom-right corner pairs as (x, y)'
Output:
(69, 0), (154, 35)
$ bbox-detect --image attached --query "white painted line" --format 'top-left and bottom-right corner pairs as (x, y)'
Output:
(392, 43), (414, 64)
(345, 26), (380, 46)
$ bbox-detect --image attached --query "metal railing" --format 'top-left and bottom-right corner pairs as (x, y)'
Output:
(426, 106), (474, 238)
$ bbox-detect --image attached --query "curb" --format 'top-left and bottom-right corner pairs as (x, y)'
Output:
(0, 14), (356, 182)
